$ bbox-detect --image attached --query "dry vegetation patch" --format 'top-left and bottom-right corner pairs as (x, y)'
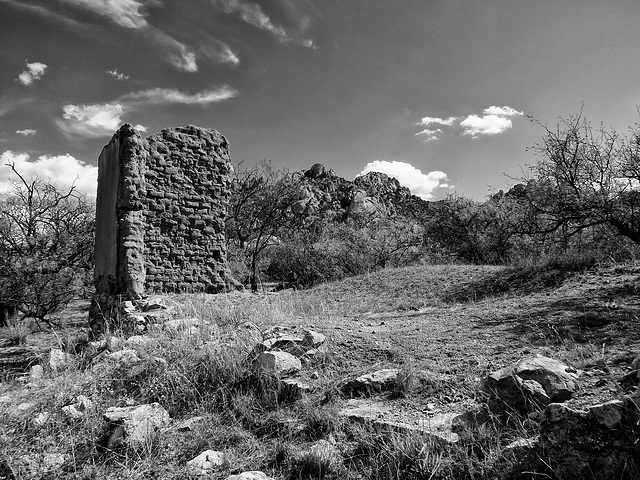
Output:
(1, 262), (639, 479)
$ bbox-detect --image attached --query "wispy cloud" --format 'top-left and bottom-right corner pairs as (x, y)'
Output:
(16, 129), (37, 137)
(121, 86), (238, 105)
(418, 116), (458, 127)
(2, 0), (200, 72)
(107, 69), (129, 81)
(17, 60), (47, 86)
(60, 0), (149, 29)
(416, 106), (523, 140)
(358, 160), (451, 200)
(212, 0), (314, 47)
(0, 150), (98, 196)
(58, 86), (238, 138)
(200, 39), (240, 65)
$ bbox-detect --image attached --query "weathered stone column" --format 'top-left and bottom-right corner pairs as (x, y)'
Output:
(90, 124), (236, 337)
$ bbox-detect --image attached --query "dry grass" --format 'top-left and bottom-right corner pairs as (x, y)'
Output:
(1, 261), (639, 478)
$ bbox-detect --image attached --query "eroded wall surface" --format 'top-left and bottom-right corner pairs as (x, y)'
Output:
(93, 124), (232, 299)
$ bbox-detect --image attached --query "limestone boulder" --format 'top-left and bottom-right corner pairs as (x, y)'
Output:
(49, 348), (71, 373)
(187, 450), (225, 475)
(340, 368), (400, 397)
(253, 351), (301, 376)
(482, 354), (579, 412)
(226, 472), (274, 480)
(103, 403), (171, 447)
(531, 397), (640, 479)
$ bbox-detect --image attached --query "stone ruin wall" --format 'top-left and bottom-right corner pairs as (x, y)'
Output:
(93, 124), (233, 301)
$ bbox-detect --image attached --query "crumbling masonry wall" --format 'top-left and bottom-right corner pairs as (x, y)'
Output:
(93, 124), (233, 300)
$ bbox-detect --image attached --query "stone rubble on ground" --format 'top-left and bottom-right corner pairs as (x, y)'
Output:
(226, 471), (274, 480)
(340, 368), (400, 396)
(532, 395), (640, 479)
(339, 398), (460, 444)
(48, 348), (71, 373)
(103, 402), (171, 448)
(187, 450), (226, 475)
(482, 354), (579, 412)
(253, 351), (302, 376)
(61, 395), (94, 419)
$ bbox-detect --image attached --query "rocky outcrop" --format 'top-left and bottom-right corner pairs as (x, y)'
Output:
(531, 397), (640, 479)
(482, 354), (580, 412)
(292, 164), (426, 223)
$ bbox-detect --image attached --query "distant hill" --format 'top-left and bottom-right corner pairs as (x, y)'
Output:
(291, 163), (432, 222)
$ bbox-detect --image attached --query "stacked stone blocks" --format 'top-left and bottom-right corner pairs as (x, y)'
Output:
(91, 124), (233, 334)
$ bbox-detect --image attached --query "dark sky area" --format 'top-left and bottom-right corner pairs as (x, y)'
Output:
(1, 0), (640, 199)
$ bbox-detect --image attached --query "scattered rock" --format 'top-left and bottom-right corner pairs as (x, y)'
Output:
(280, 378), (312, 401)
(163, 317), (207, 333)
(121, 301), (137, 314)
(142, 297), (170, 312)
(303, 330), (326, 348)
(32, 411), (52, 427)
(187, 450), (225, 475)
(259, 335), (307, 355)
(339, 399), (459, 444)
(482, 354), (579, 412)
(340, 368), (400, 397)
(29, 364), (44, 381)
(49, 348), (71, 373)
(105, 348), (141, 366)
(226, 472), (274, 480)
(253, 351), (301, 376)
(103, 403), (171, 447)
(532, 397), (640, 479)
(61, 395), (94, 419)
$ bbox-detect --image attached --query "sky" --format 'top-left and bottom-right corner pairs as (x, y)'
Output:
(1, 0), (640, 200)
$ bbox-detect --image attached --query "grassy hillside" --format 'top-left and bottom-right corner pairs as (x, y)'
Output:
(1, 262), (639, 479)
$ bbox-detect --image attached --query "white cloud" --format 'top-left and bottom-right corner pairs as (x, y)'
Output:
(133, 124), (148, 132)
(0, 151), (98, 196)
(200, 41), (240, 65)
(16, 129), (37, 137)
(60, 0), (149, 29)
(415, 128), (442, 137)
(17, 61), (47, 86)
(417, 105), (523, 139)
(107, 69), (129, 81)
(60, 103), (124, 137)
(483, 105), (523, 117)
(418, 116), (457, 127)
(358, 160), (451, 200)
(121, 86), (238, 105)
(460, 114), (513, 137)
(212, 0), (313, 47)
(57, 86), (237, 137)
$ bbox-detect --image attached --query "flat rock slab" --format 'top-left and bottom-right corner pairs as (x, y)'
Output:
(340, 368), (400, 397)
(253, 351), (301, 376)
(187, 450), (225, 475)
(104, 403), (171, 447)
(339, 399), (460, 444)
(226, 472), (274, 480)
